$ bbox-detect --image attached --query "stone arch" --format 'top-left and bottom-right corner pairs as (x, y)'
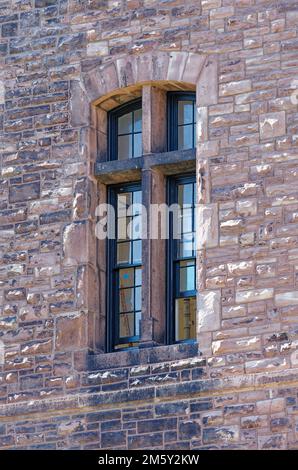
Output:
(68, 50), (220, 356)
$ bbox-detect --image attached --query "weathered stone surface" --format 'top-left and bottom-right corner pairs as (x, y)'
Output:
(259, 112), (286, 140)
(198, 290), (221, 332)
(62, 222), (88, 266)
(212, 336), (261, 355)
(56, 312), (87, 351)
(196, 204), (218, 249)
(9, 182), (40, 203)
(275, 291), (298, 307)
(0, 81), (4, 104)
(236, 288), (274, 304)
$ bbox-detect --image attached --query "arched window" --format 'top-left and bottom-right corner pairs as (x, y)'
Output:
(96, 85), (197, 352)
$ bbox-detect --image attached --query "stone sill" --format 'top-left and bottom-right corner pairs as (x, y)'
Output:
(87, 341), (199, 371)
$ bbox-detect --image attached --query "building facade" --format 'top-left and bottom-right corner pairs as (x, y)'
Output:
(0, 0), (298, 449)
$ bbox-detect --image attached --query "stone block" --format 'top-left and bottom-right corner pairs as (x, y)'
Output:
(203, 426), (239, 444)
(275, 291), (298, 307)
(212, 336), (261, 355)
(236, 288), (274, 303)
(259, 112), (286, 139)
(198, 290), (221, 332)
(9, 182), (40, 203)
(0, 81), (4, 104)
(196, 204), (218, 249)
(219, 80), (251, 96)
(62, 222), (88, 266)
(55, 312), (87, 351)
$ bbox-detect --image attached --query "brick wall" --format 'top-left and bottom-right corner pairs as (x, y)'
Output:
(0, 0), (298, 450)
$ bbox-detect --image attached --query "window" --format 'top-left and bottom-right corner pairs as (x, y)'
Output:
(168, 92), (196, 151)
(167, 175), (197, 343)
(109, 99), (142, 160)
(107, 183), (142, 351)
(97, 84), (197, 353)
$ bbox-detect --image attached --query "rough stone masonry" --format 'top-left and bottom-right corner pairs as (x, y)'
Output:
(0, 0), (298, 450)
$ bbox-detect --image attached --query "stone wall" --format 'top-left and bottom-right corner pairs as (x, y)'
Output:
(0, 0), (298, 450)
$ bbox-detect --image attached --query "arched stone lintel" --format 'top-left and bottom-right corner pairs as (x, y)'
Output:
(81, 51), (208, 106)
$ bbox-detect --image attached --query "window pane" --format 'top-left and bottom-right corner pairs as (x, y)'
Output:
(175, 297), (196, 342)
(119, 288), (134, 313)
(119, 313), (135, 338)
(134, 109), (142, 132)
(181, 208), (193, 234)
(179, 234), (195, 258)
(178, 101), (193, 125)
(118, 112), (132, 134)
(135, 267), (142, 286)
(178, 183), (193, 207)
(135, 286), (141, 311)
(179, 262), (195, 293)
(119, 268), (134, 288)
(132, 190), (142, 215)
(118, 192), (132, 215)
(178, 124), (193, 150)
(130, 215), (142, 240)
(117, 216), (130, 240)
(132, 240), (142, 263)
(133, 132), (142, 158)
(135, 311), (141, 336)
(118, 134), (132, 159)
(117, 242), (131, 264)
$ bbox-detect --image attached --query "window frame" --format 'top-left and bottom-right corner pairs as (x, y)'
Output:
(108, 98), (142, 161)
(107, 181), (142, 352)
(167, 91), (196, 152)
(166, 173), (197, 345)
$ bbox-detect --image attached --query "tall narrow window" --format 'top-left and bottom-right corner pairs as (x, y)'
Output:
(109, 99), (142, 160)
(168, 92), (196, 151)
(108, 183), (142, 351)
(167, 175), (197, 343)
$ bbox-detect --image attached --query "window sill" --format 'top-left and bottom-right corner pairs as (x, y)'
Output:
(87, 341), (199, 371)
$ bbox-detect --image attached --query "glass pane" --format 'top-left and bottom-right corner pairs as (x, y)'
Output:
(135, 311), (141, 337)
(119, 312), (135, 338)
(133, 132), (142, 158)
(132, 190), (142, 215)
(118, 192), (132, 216)
(179, 234), (195, 258)
(175, 297), (196, 342)
(178, 124), (193, 150)
(178, 101), (193, 125)
(119, 287), (134, 313)
(179, 262), (195, 293)
(118, 112), (132, 134)
(117, 242), (131, 264)
(117, 216), (130, 240)
(132, 240), (142, 263)
(178, 183), (193, 207)
(119, 268), (134, 288)
(181, 208), (193, 234)
(130, 215), (142, 240)
(135, 286), (141, 311)
(135, 267), (142, 286)
(134, 109), (142, 132)
(118, 134), (132, 159)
